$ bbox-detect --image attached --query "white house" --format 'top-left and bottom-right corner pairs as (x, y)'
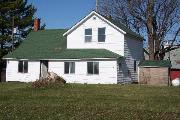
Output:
(3, 11), (144, 84)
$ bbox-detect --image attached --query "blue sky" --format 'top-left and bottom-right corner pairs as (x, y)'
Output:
(28, 0), (96, 29)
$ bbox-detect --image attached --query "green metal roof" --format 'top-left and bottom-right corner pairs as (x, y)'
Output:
(55, 49), (121, 59)
(4, 29), (122, 60)
(107, 18), (144, 41)
(138, 60), (171, 67)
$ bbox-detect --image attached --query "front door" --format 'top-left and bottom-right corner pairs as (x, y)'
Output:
(40, 60), (49, 78)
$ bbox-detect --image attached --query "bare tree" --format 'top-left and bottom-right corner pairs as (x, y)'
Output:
(99, 0), (180, 60)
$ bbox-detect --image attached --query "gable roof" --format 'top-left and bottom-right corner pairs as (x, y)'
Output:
(63, 11), (126, 36)
(3, 29), (122, 60)
(138, 60), (171, 68)
(108, 19), (144, 40)
(63, 11), (144, 40)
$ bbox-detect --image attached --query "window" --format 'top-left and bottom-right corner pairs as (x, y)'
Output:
(18, 61), (28, 73)
(119, 63), (122, 71)
(87, 62), (99, 74)
(64, 62), (75, 74)
(134, 60), (137, 72)
(85, 28), (92, 42)
(98, 27), (106, 42)
(128, 70), (131, 76)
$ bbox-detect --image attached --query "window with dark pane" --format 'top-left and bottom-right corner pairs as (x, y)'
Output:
(18, 61), (23, 73)
(64, 62), (75, 74)
(134, 60), (137, 72)
(87, 62), (99, 75)
(64, 62), (69, 74)
(85, 28), (92, 42)
(119, 63), (122, 71)
(98, 27), (106, 42)
(87, 62), (93, 74)
(94, 62), (99, 74)
(70, 62), (75, 74)
(24, 61), (28, 73)
(18, 61), (28, 73)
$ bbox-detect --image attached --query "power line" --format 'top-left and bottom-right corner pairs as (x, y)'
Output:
(96, 0), (99, 12)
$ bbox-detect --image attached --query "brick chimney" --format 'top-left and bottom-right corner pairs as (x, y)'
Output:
(34, 18), (40, 31)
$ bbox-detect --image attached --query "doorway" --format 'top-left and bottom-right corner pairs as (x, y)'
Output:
(40, 60), (49, 78)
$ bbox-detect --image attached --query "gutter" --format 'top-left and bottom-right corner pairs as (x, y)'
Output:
(3, 57), (119, 61)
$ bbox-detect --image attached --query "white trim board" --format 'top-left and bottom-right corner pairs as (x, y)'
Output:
(63, 11), (126, 36)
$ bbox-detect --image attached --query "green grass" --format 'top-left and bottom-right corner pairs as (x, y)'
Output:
(0, 83), (180, 120)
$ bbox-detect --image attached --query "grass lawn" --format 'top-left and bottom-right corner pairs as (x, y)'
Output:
(0, 83), (180, 120)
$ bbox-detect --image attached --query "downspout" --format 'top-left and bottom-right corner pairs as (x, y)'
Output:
(39, 61), (42, 79)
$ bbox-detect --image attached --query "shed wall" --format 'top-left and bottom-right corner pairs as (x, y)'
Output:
(139, 67), (169, 86)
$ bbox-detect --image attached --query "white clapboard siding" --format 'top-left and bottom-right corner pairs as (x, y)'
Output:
(48, 60), (117, 84)
(117, 36), (144, 83)
(6, 60), (117, 84)
(67, 14), (125, 56)
(5, 12), (144, 84)
(6, 60), (40, 82)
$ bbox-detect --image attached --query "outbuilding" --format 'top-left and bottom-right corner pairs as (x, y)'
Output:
(138, 60), (171, 86)
(164, 47), (180, 81)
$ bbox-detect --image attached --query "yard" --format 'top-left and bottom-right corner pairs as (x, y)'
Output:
(0, 83), (180, 120)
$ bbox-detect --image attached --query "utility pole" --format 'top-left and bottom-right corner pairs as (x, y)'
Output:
(12, 16), (14, 51)
(96, 0), (99, 12)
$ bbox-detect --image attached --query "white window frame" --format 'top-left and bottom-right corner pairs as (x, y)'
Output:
(18, 61), (28, 73)
(98, 27), (106, 42)
(87, 62), (99, 75)
(85, 28), (92, 42)
(64, 62), (75, 74)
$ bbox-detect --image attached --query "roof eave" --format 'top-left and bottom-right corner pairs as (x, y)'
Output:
(2, 58), (14, 60)
(3, 57), (120, 61)
(139, 66), (170, 68)
(126, 33), (144, 41)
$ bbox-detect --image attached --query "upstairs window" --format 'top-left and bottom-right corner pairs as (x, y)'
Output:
(85, 28), (92, 42)
(64, 62), (75, 74)
(18, 61), (28, 73)
(87, 62), (99, 75)
(98, 27), (106, 42)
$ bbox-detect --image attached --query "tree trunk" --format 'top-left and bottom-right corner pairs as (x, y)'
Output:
(147, 16), (155, 60)
(147, 1), (155, 60)
(0, 28), (4, 82)
(0, 60), (2, 82)
(148, 33), (155, 60)
(154, 38), (160, 60)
